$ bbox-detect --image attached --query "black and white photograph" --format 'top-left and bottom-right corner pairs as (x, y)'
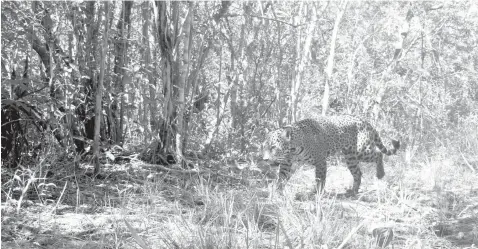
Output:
(1, 1), (477, 248)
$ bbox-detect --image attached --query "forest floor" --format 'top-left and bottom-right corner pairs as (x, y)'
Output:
(1, 151), (478, 249)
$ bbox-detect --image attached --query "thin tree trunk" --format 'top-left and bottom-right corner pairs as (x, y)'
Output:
(271, 4), (285, 126)
(175, 1), (193, 164)
(156, 1), (176, 157)
(113, 1), (133, 145)
(322, 1), (347, 116)
(290, 2), (303, 123)
(203, 40), (224, 153)
(182, 39), (212, 153)
(141, 2), (153, 140)
(291, 3), (317, 122)
(94, 1), (109, 175)
(143, 2), (159, 135)
(226, 11), (246, 143)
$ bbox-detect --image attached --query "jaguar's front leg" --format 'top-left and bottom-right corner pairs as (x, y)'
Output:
(314, 160), (327, 193)
(277, 162), (293, 190)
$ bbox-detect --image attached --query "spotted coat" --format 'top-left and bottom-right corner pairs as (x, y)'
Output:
(263, 115), (400, 194)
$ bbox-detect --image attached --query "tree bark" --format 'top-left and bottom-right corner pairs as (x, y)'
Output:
(175, 1), (193, 164)
(322, 1), (347, 116)
(94, 1), (109, 175)
(271, 4), (286, 126)
(141, 2), (156, 138)
(113, 1), (133, 145)
(289, 3), (303, 123)
(290, 3), (317, 122)
(155, 1), (176, 159)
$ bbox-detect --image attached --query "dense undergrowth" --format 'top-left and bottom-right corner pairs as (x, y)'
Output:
(1, 123), (477, 249)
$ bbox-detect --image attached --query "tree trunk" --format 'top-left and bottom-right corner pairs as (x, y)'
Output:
(112, 1), (133, 145)
(224, 9), (246, 150)
(290, 3), (317, 122)
(182, 39), (212, 153)
(322, 1), (347, 116)
(155, 1), (177, 160)
(289, 3), (303, 123)
(271, 4), (286, 126)
(141, 2), (154, 139)
(203, 40), (225, 154)
(94, 1), (109, 175)
(175, 1), (193, 164)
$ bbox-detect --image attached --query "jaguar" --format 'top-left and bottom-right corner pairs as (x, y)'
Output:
(262, 115), (400, 195)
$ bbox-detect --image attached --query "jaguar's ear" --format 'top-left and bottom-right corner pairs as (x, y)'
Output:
(281, 126), (292, 141)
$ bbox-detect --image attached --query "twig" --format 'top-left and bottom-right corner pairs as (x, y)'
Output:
(458, 204), (478, 217)
(278, 218), (294, 249)
(336, 218), (367, 249)
(0, 118), (36, 127)
(17, 176), (35, 214)
(125, 219), (151, 249)
(260, 95), (277, 119)
(275, 218), (280, 249)
(460, 152), (476, 173)
(50, 181), (68, 214)
(143, 163), (202, 174)
(225, 13), (299, 27)
(141, 164), (242, 183)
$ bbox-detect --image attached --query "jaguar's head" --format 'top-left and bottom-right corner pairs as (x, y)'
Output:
(262, 127), (292, 164)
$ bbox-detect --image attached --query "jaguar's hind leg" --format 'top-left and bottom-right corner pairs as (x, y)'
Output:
(359, 150), (385, 179)
(345, 158), (362, 195)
